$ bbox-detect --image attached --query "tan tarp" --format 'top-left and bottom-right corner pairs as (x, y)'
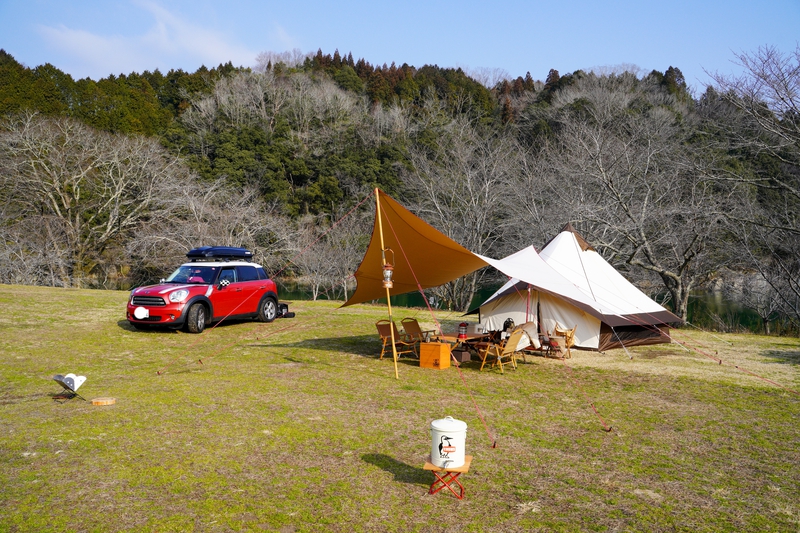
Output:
(342, 190), (489, 307)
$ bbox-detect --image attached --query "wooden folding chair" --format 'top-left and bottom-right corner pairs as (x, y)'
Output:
(375, 319), (417, 359)
(553, 323), (577, 359)
(401, 317), (437, 343)
(479, 329), (524, 373)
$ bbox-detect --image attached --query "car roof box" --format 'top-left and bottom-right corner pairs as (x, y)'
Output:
(186, 246), (253, 261)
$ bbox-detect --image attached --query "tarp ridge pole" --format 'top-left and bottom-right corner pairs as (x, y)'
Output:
(375, 189), (399, 380)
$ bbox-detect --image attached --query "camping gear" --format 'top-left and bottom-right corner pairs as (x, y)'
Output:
(423, 455), (474, 499)
(420, 343), (450, 370)
(53, 373), (87, 401)
(479, 329), (523, 373)
(401, 317), (436, 343)
(472, 226), (678, 351)
(451, 350), (471, 363)
(430, 416), (467, 468)
(342, 190), (489, 307)
(375, 320), (417, 359)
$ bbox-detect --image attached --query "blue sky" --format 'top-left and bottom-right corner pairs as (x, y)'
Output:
(1, 0), (798, 94)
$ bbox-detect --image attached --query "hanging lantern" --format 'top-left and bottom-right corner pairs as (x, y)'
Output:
(382, 262), (394, 289)
(381, 248), (395, 289)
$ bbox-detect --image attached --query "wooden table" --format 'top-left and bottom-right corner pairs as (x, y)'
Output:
(435, 332), (491, 350)
(423, 455), (473, 499)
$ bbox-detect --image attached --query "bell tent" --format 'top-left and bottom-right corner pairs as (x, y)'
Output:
(474, 226), (678, 351)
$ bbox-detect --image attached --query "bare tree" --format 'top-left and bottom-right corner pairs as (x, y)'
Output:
(125, 178), (297, 286)
(530, 73), (744, 321)
(254, 49), (311, 72)
(325, 209), (372, 301)
(403, 105), (520, 311)
(288, 216), (340, 300)
(708, 45), (800, 326)
(182, 70), (290, 137)
(0, 112), (185, 287)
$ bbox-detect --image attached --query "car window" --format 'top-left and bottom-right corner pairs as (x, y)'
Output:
(187, 267), (214, 283)
(218, 268), (237, 284)
(167, 265), (218, 283)
(236, 266), (259, 282)
(256, 267), (269, 280)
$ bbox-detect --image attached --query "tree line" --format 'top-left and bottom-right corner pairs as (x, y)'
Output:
(0, 46), (798, 333)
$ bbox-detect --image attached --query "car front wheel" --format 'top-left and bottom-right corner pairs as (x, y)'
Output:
(186, 303), (207, 333)
(258, 297), (277, 323)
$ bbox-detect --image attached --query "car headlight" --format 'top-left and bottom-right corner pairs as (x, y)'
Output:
(169, 289), (190, 303)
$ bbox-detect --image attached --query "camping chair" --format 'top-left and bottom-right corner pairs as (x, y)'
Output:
(401, 317), (437, 343)
(375, 320), (418, 360)
(479, 329), (524, 373)
(539, 333), (559, 358)
(553, 323), (577, 359)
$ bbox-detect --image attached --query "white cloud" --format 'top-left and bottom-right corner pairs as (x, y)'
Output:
(37, 24), (150, 77)
(35, 0), (260, 78)
(273, 24), (299, 52)
(135, 0), (257, 67)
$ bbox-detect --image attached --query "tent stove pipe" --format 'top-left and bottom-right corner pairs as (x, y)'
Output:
(375, 189), (400, 379)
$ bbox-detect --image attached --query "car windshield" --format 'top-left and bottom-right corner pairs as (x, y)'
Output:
(165, 266), (218, 284)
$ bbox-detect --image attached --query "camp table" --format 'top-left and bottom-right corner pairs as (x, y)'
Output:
(423, 455), (473, 499)
(435, 332), (490, 347)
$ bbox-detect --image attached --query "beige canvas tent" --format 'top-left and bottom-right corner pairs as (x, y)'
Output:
(473, 226), (678, 351)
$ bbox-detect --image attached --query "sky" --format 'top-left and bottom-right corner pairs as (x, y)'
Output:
(1, 0), (798, 94)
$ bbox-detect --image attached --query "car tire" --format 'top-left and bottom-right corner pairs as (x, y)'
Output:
(186, 303), (207, 333)
(258, 297), (277, 323)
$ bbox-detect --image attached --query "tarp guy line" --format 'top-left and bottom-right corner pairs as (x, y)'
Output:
(670, 330), (800, 395)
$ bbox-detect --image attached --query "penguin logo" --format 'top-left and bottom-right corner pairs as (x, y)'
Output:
(439, 435), (456, 458)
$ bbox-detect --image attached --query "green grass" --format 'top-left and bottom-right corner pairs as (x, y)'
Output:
(1, 284), (799, 532)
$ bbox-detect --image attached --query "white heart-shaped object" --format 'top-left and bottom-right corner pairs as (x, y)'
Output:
(62, 373), (86, 391)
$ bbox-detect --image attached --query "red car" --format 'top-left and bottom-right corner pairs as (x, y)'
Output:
(127, 246), (287, 333)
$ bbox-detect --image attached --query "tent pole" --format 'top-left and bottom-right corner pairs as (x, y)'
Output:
(375, 189), (400, 379)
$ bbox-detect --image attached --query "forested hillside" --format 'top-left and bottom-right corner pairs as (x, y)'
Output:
(1, 46), (798, 331)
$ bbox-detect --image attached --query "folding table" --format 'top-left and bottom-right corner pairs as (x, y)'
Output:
(423, 455), (473, 499)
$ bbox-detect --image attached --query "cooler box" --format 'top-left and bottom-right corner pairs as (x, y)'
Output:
(420, 342), (450, 370)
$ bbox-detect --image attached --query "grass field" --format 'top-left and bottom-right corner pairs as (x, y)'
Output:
(1, 284), (799, 532)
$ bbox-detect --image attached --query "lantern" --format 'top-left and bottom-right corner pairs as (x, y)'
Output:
(381, 248), (395, 289)
(382, 262), (394, 289)
(458, 322), (468, 340)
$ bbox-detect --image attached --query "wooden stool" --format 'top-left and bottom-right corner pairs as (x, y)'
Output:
(423, 455), (473, 499)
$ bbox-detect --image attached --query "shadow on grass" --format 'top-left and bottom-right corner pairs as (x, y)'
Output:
(0, 391), (61, 405)
(119, 318), (265, 333)
(762, 349), (800, 365)
(361, 453), (430, 486)
(260, 334), (395, 359)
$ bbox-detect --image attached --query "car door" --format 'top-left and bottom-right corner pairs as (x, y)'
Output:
(211, 266), (239, 319)
(234, 265), (263, 315)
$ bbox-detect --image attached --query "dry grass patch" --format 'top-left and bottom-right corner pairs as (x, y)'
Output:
(0, 285), (798, 532)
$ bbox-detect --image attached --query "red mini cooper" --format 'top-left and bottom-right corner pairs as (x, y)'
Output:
(127, 246), (287, 333)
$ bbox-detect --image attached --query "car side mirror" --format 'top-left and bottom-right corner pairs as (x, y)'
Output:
(218, 279), (231, 289)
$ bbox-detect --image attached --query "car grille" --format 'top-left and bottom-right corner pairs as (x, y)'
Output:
(132, 295), (166, 307)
